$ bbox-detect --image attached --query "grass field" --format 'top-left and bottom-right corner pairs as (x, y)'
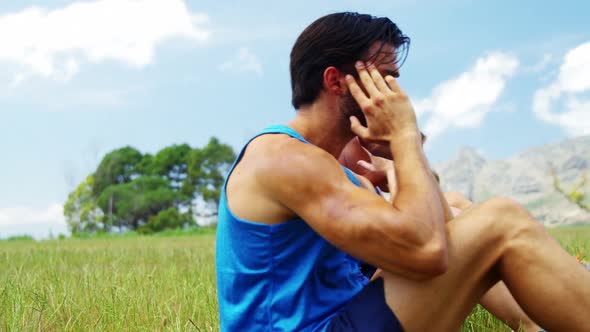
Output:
(1, 226), (589, 331)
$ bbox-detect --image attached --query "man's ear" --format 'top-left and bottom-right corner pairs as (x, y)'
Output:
(323, 66), (346, 95)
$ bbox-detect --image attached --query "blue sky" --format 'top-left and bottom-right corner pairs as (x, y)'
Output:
(1, 0), (589, 238)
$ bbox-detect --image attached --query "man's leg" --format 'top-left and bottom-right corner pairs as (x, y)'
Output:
(480, 282), (541, 332)
(369, 271), (541, 331)
(445, 191), (542, 331)
(381, 197), (590, 332)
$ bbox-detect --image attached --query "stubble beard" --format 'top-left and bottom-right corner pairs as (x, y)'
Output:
(339, 92), (367, 128)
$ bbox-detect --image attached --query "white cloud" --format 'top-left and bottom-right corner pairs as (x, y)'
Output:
(0, 204), (67, 239)
(533, 41), (590, 136)
(415, 52), (519, 139)
(219, 47), (263, 76)
(0, 0), (210, 83)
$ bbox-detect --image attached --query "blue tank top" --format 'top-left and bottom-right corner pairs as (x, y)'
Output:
(216, 124), (369, 331)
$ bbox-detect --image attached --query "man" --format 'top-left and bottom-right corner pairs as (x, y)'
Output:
(216, 12), (590, 331)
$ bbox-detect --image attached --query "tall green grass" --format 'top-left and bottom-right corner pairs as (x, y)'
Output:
(0, 235), (218, 331)
(1, 226), (588, 331)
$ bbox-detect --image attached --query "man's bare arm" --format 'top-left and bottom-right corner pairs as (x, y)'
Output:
(262, 141), (446, 280)
(346, 62), (447, 250)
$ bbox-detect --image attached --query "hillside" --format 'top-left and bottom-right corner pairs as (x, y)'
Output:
(435, 136), (590, 226)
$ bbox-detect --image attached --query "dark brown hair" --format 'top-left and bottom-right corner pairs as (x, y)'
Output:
(290, 12), (410, 109)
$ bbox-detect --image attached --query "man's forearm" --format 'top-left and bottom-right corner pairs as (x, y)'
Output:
(388, 132), (446, 244)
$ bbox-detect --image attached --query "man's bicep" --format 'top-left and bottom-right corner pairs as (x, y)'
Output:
(268, 149), (359, 222)
(266, 150), (396, 250)
(266, 148), (375, 231)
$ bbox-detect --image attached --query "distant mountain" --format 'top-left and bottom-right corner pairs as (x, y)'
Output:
(435, 136), (590, 226)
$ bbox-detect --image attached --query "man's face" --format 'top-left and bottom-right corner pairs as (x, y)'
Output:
(338, 42), (401, 128)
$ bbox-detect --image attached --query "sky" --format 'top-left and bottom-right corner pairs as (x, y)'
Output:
(0, 0), (589, 238)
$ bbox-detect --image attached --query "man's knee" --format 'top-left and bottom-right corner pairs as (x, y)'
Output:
(480, 196), (543, 239)
(480, 196), (531, 219)
(445, 191), (472, 210)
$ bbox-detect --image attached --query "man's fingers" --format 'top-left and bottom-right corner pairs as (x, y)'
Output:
(367, 63), (390, 93)
(355, 61), (381, 98)
(345, 75), (370, 106)
(384, 75), (402, 93)
(357, 160), (378, 173)
(349, 116), (370, 139)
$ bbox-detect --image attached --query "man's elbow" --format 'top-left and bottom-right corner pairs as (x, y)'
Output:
(409, 237), (449, 280)
(411, 214), (448, 276)
(380, 213), (449, 279)
(422, 239), (449, 277)
(381, 239), (448, 281)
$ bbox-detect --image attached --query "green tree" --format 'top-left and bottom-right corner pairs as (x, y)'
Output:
(138, 207), (192, 234)
(137, 153), (154, 175)
(64, 175), (104, 233)
(145, 144), (192, 194)
(186, 137), (236, 214)
(97, 177), (183, 230)
(66, 137), (236, 233)
(93, 146), (143, 197)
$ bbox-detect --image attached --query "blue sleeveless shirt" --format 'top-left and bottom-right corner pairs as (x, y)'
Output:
(216, 125), (369, 331)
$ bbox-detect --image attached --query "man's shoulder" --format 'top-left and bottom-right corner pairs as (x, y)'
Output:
(227, 133), (344, 223)
(240, 134), (344, 197)
(247, 134), (335, 173)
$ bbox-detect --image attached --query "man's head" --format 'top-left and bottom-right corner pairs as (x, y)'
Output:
(290, 12), (410, 116)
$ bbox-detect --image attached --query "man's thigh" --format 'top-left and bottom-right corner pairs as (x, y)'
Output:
(382, 201), (511, 332)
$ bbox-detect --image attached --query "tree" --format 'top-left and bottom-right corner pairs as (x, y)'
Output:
(186, 137), (236, 215)
(63, 175), (104, 233)
(144, 144), (193, 209)
(138, 207), (192, 234)
(65, 137), (236, 233)
(97, 176), (183, 230)
(93, 146), (143, 197)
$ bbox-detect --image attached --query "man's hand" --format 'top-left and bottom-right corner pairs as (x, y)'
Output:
(358, 139), (394, 160)
(345, 61), (419, 144)
(356, 150), (396, 193)
(339, 137), (394, 192)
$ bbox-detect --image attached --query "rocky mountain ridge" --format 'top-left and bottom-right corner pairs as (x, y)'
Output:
(435, 136), (590, 226)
